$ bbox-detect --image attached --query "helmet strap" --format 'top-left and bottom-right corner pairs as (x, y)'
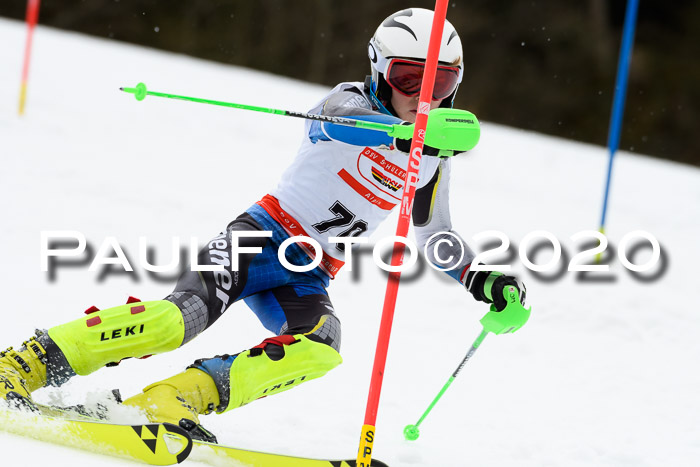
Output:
(364, 75), (395, 117)
(438, 84), (459, 110)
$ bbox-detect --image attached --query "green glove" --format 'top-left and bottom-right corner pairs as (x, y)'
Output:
(389, 108), (480, 154)
(480, 286), (531, 335)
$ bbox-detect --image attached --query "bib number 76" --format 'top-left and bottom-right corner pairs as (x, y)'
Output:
(312, 201), (368, 251)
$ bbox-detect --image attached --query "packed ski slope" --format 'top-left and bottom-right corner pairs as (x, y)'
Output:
(1, 18), (699, 467)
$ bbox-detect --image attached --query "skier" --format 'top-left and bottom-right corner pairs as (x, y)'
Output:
(0, 8), (526, 442)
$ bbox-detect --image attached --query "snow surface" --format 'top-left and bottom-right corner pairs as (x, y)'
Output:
(1, 18), (699, 467)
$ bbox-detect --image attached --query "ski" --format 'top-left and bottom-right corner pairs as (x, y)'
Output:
(15, 401), (390, 466)
(189, 438), (390, 467)
(0, 404), (192, 465)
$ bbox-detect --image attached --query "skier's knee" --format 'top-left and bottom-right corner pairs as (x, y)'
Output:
(165, 291), (210, 345)
(192, 332), (342, 413)
(302, 313), (342, 353)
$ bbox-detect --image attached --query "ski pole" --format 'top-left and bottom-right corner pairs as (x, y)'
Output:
(404, 285), (531, 441)
(404, 328), (488, 441)
(120, 82), (480, 153)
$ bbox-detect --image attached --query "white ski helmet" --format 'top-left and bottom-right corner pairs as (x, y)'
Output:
(367, 8), (463, 114)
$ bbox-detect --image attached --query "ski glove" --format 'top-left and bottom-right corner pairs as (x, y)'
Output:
(462, 267), (527, 312)
(394, 137), (441, 157)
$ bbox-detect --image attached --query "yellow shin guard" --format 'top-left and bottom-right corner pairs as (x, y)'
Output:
(48, 300), (185, 375)
(200, 333), (342, 413)
(123, 368), (220, 426)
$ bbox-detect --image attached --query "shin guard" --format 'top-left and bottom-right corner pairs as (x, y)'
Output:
(48, 300), (185, 375)
(195, 334), (342, 413)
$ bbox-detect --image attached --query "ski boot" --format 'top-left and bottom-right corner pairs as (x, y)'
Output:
(0, 333), (48, 409)
(122, 315), (342, 443)
(123, 368), (220, 443)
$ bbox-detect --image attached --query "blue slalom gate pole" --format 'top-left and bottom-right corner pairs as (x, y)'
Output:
(599, 0), (640, 233)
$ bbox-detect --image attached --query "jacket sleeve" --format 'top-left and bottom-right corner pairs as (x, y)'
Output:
(412, 158), (476, 282)
(308, 88), (402, 147)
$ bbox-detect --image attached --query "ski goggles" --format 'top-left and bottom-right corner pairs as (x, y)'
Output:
(385, 58), (462, 101)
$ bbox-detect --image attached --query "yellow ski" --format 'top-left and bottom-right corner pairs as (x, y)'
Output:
(0, 406), (192, 465)
(7, 401), (389, 466)
(189, 439), (389, 467)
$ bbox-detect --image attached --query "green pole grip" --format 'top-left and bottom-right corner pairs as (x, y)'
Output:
(121, 83), (480, 152)
(480, 286), (531, 335)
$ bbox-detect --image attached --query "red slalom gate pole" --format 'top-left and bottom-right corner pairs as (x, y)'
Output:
(18, 0), (41, 115)
(356, 1), (450, 465)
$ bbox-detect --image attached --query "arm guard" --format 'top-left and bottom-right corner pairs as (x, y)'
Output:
(413, 159), (476, 281)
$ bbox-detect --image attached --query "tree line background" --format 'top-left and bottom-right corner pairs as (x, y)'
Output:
(2, 0), (698, 167)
